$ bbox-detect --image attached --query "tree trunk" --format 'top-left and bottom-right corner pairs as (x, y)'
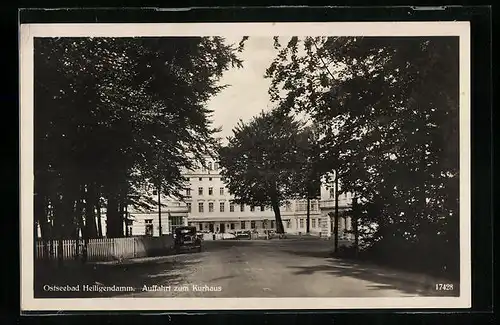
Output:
(119, 200), (125, 238)
(40, 221), (50, 259)
(84, 183), (98, 239)
(75, 213), (81, 259)
(34, 171), (49, 259)
(106, 195), (120, 238)
(306, 197), (311, 234)
(353, 197), (359, 255)
(74, 196), (85, 259)
(96, 196), (103, 238)
(34, 190), (47, 239)
(74, 197), (84, 237)
(271, 200), (285, 234)
(51, 195), (64, 263)
(157, 184), (162, 237)
(334, 173), (339, 252)
(125, 204), (129, 237)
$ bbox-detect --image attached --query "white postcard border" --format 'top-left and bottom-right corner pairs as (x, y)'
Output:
(20, 21), (471, 311)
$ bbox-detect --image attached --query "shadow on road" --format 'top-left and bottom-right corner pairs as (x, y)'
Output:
(282, 249), (332, 259)
(209, 275), (235, 282)
(285, 251), (459, 297)
(34, 255), (201, 298)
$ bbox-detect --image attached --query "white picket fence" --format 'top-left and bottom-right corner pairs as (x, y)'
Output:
(35, 236), (174, 262)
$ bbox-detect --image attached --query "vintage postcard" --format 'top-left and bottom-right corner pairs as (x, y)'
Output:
(20, 21), (471, 311)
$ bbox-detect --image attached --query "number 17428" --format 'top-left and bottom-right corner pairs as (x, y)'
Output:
(435, 283), (454, 291)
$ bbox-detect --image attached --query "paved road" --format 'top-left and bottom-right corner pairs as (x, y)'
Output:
(36, 239), (458, 298)
(120, 239), (452, 297)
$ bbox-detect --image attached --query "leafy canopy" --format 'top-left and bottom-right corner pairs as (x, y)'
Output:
(218, 109), (307, 207)
(265, 36), (459, 275)
(35, 36), (244, 238)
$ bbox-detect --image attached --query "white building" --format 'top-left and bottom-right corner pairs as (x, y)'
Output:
(112, 162), (354, 239)
(318, 172), (355, 240)
(35, 167), (355, 239)
(182, 158), (322, 235)
(127, 189), (189, 237)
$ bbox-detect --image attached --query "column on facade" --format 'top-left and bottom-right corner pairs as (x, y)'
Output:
(342, 216), (347, 234)
(326, 215), (332, 237)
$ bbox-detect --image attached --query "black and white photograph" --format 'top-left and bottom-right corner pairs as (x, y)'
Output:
(20, 22), (471, 310)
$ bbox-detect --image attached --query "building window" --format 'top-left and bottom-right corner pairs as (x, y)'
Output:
(240, 204), (244, 212)
(330, 188), (335, 198)
(186, 188), (191, 196)
(199, 223), (203, 231)
(169, 215), (184, 233)
(251, 221), (256, 229)
(260, 205), (264, 211)
(186, 202), (192, 212)
(198, 187), (203, 195)
(209, 187), (213, 195)
(209, 177), (213, 181)
(230, 203), (234, 212)
(297, 201), (306, 211)
(208, 162), (213, 170)
(299, 219), (304, 228)
(214, 162), (219, 170)
(271, 220), (275, 229)
(145, 219), (153, 236)
(285, 202), (292, 212)
(230, 223), (235, 230)
(220, 202), (225, 212)
(241, 221), (246, 229)
(286, 220), (291, 228)
(220, 187), (224, 195)
(199, 177), (202, 181)
(311, 201), (317, 211)
(250, 206), (255, 212)
(198, 202), (204, 213)
(312, 219), (316, 228)
(209, 202), (214, 212)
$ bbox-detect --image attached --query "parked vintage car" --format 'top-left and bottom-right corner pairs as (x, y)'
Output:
(173, 226), (202, 254)
(263, 229), (277, 239)
(233, 230), (252, 240)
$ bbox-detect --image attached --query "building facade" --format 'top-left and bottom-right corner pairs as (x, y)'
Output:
(182, 159), (323, 235)
(127, 161), (355, 238)
(318, 172), (355, 240)
(127, 190), (190, 237)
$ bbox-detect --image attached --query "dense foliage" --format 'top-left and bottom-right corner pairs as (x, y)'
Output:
(266, 36), (460, 277)
(34, 37), (243, 240)
(218, 110), (316, 233)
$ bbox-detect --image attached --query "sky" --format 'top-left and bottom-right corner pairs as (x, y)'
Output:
(207, 37), (279, 142)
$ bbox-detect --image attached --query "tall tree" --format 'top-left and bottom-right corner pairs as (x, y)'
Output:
(34, 37), (244, 242)
(219, 110), (306, 234)
(266, 36), (459, 276)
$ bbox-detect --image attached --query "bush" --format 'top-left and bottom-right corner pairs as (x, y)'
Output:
(356, 234), (459, 281)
